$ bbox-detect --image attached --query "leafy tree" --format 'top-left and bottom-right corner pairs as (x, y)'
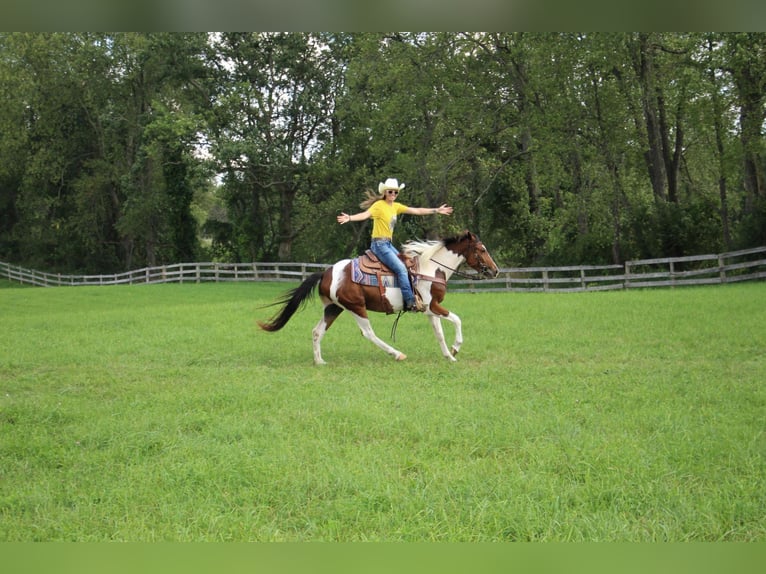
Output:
(723, 33), (766, 246)
(206, 32), (341, 262)
(0, 32), (209, 272)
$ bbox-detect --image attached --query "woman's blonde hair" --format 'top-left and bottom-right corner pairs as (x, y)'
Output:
(359, 188), (384, 210)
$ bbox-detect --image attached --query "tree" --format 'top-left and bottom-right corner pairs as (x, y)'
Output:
(207, 33), (341, 262)
(109, 33), (209, 268)
(722, 33), (766, 247)
(0, 33), (209, 272)
(0, 33), (113, 271)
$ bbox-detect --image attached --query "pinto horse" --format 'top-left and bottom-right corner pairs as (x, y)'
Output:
(258, 230), (499, 364)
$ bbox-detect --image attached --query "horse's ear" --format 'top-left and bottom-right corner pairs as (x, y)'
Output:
(461, 229), (473, 241)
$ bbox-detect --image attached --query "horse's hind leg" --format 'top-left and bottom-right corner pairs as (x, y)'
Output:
(313, 303), (343, 365)
(351, 314), (407, 361)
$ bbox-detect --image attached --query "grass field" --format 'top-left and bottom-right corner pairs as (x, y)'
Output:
(1, 279), (764, 541)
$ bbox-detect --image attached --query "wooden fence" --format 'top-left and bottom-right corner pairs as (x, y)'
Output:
(0, 261), (327, 288)
(2, 246), (765, 292)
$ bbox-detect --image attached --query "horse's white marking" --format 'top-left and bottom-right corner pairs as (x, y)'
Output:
(403, 240), (465, 282)
(330, 259), (351, 302)
(352, 315), (403, 359)
(384, 287), (404, 310)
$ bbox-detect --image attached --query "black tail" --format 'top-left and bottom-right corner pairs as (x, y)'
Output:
(258, 272), (324, 332)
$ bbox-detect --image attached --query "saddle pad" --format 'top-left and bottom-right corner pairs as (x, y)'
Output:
(351, 257), (399, 288)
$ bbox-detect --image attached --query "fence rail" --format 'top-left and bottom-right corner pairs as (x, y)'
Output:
(3, 246), (766, 292)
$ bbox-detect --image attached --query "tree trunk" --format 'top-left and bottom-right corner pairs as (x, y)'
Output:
(740, 99), (765, 212)
(708, 51), (731, 249)
(634, 33), (668, 203)
(277, 183), (297, 261)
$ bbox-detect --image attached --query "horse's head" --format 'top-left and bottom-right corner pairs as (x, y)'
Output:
(446, 230), (499, 279)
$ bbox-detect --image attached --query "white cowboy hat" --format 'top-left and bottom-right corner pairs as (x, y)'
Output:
(378, 178), (406, 194)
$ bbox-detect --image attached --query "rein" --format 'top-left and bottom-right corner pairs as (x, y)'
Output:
(430, 258), (475, 279)
(391, 311), (404, 341)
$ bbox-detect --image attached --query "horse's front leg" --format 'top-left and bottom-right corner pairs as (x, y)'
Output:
(425, 284), (462, 360)
(428, 311), (462, 361)
(445, 311), (464, 356)
(352, 314), (407, 361)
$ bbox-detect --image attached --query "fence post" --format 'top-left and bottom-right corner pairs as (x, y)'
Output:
(542, 269), (549, 292)
(669, 260), (675, 288)
(625, 261), (631, 289)
(719, 255), (726, 284)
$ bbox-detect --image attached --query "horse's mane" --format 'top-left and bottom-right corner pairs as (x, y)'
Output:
(401, 238), (444, 261)
(402, 230), (473, 260)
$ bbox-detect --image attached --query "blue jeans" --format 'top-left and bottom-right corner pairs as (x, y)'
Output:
(370, 238), (415, 307)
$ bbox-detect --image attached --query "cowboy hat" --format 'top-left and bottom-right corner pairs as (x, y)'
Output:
(378, 178), (406, 194)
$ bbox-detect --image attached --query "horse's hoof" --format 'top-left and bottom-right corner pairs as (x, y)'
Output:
(395, 353), (407, 361)
(451, 347), (459, 356)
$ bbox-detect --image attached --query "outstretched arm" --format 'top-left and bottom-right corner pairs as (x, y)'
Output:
(337, 210), (372, 225)
(404, 204), (454, 216)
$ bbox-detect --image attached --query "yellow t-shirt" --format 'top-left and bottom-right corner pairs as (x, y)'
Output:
(369, 200), (408, 239)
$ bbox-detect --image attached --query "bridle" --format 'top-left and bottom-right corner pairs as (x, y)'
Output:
(433, 237), (495, 279)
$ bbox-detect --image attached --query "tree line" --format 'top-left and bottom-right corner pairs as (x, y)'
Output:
(1, 32), (764, 273)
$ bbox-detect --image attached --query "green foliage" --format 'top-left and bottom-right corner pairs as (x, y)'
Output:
(1, 282), (764, 540)
(0, 33), (209, 272)
(2, 33), (766, 272)
(737, 198), (766, 248)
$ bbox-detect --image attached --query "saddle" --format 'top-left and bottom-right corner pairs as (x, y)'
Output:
(352, 250), (419, 314)
(358, 249), (418, 276)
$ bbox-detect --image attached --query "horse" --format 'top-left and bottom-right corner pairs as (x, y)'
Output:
(257, 230), (499, 364)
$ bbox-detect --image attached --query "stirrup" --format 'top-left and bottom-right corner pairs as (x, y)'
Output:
(410, 292), (426, 312)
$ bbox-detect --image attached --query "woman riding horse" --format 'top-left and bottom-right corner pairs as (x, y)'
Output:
(337, 177), (453, 312)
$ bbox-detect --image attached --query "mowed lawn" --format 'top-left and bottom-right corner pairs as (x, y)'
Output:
(0, 280), (764, 541)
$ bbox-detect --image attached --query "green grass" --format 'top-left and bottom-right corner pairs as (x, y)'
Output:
(1, 280), (764, 541)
